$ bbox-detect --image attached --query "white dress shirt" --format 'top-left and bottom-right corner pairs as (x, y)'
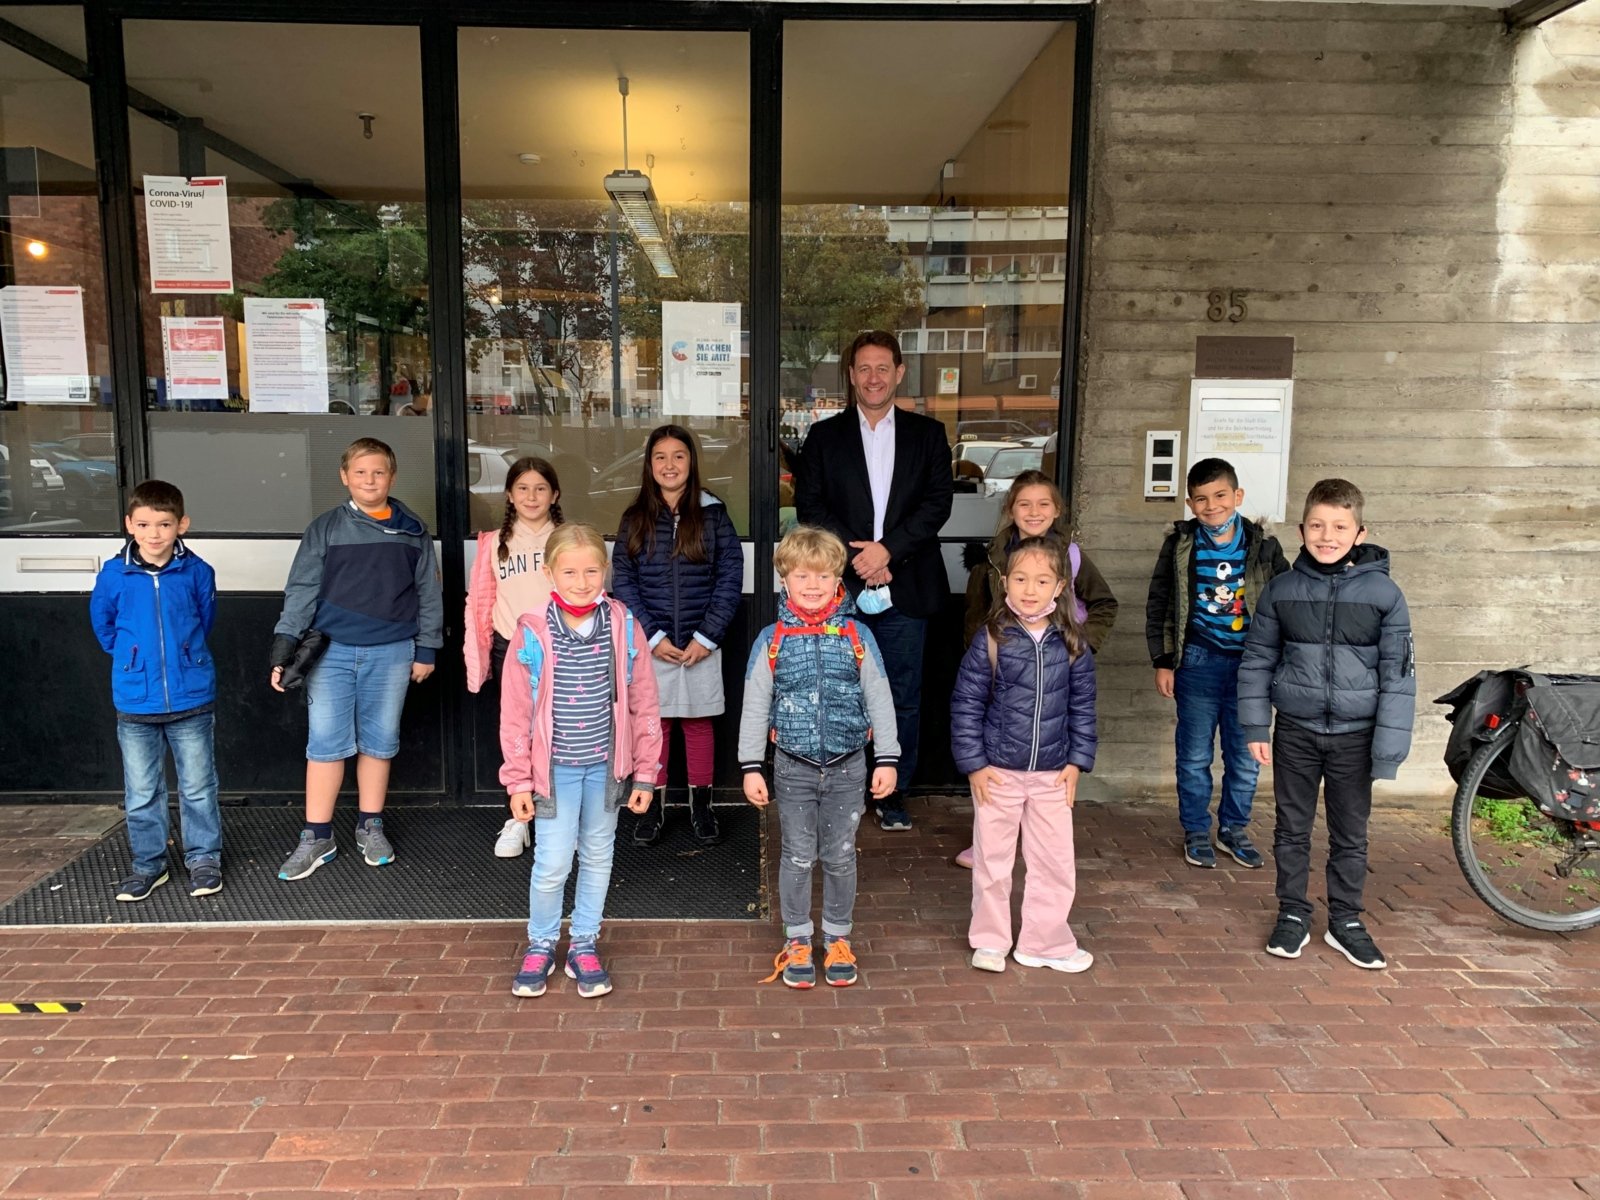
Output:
(858, 405), (896, 542)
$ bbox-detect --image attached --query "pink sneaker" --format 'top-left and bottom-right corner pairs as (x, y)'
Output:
(955, 846), (975, 869)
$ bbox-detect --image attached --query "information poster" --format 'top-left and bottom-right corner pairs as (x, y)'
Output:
(243, 298), (328, 413)
(143, 176), (234, 293)
(662, 300), (742, 417)
(938, 366), (961, 395)
(161, 316), (229, 402)
(0, 285), (92, 404)
(1188, 380), (1294, 523)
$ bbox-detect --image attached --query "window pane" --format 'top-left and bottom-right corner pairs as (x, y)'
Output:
(783, 20), (1074, 542)
(458, 28), (751, 536)
(125, 22), (432, 533)
(0, 6), (117, 532)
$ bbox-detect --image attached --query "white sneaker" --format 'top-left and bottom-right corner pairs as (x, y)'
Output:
(970, 948), (1007, 973)
(1013, 948), (1094, 974)
(494, 818), (531, 858)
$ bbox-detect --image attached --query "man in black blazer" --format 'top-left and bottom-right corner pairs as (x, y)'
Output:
(795, 330), (954, 830)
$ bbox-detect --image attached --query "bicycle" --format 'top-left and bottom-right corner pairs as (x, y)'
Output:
(1443, 669), (1600, 933)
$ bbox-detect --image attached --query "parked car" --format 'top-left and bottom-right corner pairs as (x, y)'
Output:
(35, 434), (116, 515)
(982, 445), (1044, 497)
(0, 444), (67, 519)
(955, 419), (1037, 443)
(952, 439), (1015, 477)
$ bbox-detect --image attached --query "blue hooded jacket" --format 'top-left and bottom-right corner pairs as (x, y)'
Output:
(90, 540), (218, 716)
(950, 619), (1098, 775)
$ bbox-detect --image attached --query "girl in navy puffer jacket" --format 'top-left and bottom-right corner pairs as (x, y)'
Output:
(612, 425), (742, 848)
(950, 537), (1098, 976)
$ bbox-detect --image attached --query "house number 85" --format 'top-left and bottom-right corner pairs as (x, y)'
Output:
(1206, 290), (1248, 323)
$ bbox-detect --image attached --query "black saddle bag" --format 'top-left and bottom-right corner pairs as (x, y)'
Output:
(1508, 673), (1600, 822)
(1435, 669), (1523, 800)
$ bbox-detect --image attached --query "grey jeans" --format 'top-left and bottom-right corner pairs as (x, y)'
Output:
(774, 749), (867, 939)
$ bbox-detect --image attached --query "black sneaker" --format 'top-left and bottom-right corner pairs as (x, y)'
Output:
(1265, 911), (1310, 958)
(1183, 832), (1216, 869)
(632, 792), (665, 847)
(187, 862), (223, 898)
(1217, 827), (1265, 869)
(877, 800), (912, 831)
(1325, 919), (1387, 970)
(688, 786), (720, 847)
(115, 869), (169, 902)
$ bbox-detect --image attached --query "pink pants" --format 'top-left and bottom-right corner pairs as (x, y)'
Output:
(969, 767), (1080, 959)
(660, 716), (715, 788)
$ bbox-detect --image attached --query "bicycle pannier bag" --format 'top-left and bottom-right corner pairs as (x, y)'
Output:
(1508, 675), (1600, 822)
(1435, 669), (1522, 800)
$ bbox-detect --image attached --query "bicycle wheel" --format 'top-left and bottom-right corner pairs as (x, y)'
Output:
(1451, 728), (1600, 932)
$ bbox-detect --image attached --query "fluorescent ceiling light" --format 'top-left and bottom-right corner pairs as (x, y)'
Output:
(605, 78), (678, 280)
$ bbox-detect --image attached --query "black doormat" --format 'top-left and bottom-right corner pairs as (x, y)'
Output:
(0, 805), (764, 926)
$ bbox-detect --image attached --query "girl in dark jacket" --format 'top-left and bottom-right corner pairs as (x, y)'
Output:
(950, 537), (1098, 976)
(955, 470), (1116, 868)
(613, 425), (742, 847)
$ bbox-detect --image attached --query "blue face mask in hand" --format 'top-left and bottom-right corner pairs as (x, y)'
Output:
(857, 585), (893, 615)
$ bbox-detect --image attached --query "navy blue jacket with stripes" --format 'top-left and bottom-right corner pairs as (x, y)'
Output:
(271, 499), (444, 665)
(1237, 545), (1416, 780)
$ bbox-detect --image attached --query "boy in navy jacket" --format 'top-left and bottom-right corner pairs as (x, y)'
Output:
(90, 480), (222, 902)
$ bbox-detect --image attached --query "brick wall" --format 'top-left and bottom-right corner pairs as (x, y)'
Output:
(1074, 0), (1600, 797)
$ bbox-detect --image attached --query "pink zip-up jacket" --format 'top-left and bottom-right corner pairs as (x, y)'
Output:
(464, 531), (498, 693)
(498, 597), (663, 815)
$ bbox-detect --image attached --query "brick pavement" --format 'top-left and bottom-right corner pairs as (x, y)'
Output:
(1, 794), (1599, 1199)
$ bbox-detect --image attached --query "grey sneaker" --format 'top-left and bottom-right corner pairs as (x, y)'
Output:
(355, 818), (395, 867)
(277, 831), (337, 881)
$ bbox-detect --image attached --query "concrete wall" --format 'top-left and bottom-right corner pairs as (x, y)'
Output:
(1075, 0), (1600, 797)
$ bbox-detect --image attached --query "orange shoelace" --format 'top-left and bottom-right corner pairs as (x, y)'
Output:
(823, 938), (856, 973)
(760, 940), (813, 983)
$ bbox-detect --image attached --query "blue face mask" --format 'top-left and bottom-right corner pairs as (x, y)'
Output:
(857, 585), (893, 615)
(1202, 513), (1240, 539)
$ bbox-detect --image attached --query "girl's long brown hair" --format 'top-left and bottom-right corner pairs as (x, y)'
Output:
(497, 457), (564, 564)
(994, 469), (1071, 547)
(620, 424), (711, 563)
(984, 536), (1087, 661)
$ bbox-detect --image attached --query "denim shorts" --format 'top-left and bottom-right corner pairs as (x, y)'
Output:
(305, 639), (413, 761)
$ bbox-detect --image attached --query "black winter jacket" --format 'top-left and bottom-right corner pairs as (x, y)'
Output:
(611, 494), (743, 649)
(1145, 517), (1290, 669)
(950, 621), (1097, 775)
(1237, 545), (1416, 780)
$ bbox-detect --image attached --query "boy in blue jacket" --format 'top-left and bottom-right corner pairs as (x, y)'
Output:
(90, 480), (222, 901)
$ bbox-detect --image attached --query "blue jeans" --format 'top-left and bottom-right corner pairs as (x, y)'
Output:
(305, 639), (413, 762)
(527, 762), (620, 944)
(857, 607), (926, 795)
(116, 713), (222, 876)
(1173, 641), (1258, 835)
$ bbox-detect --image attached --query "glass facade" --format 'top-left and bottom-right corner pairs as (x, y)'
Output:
(0, 6), (116, 532)
(0, 3), (1087, 798)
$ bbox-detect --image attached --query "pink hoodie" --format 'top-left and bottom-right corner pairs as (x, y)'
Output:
(498, 597), (663, 805)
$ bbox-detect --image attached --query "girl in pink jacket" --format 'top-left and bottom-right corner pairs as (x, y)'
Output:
(499, 523), (662, 1000)
(465, 457), (563, 859)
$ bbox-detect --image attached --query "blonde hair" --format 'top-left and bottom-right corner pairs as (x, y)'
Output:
(340, 437), (396, 473)
(544, 522), (610, 582)
(773, 525), (847, 578)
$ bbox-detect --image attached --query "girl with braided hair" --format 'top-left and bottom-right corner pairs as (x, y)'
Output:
(466, 457), (564, 857)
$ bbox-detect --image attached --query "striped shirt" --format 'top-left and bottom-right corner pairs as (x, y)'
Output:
(548, 602), (613, 766)
(1189, 519), (1251, 654)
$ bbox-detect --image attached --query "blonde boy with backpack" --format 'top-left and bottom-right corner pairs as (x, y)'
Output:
(739, 527), (899, 990)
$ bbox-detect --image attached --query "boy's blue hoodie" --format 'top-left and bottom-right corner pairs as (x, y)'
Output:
(90, 539), (218, 716)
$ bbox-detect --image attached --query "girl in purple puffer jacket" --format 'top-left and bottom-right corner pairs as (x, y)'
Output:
(950, 537), (1098, 976)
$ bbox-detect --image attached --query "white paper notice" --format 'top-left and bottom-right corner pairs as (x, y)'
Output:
(0, 285), (92, 404)
(144, 176), (234, 293)
(243, 298), (329, 413)
(662, 300), (742, 418)
(161, 316), (229, 402)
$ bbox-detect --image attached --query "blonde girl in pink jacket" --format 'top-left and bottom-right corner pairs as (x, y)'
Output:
(465, 457), (563, 859)
(499, 523), (663, 1000)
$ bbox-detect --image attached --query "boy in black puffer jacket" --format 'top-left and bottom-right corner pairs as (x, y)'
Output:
(1239, 479), (1415, 971)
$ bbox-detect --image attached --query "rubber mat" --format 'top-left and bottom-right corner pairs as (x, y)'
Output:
(0, 804), (764, 926)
